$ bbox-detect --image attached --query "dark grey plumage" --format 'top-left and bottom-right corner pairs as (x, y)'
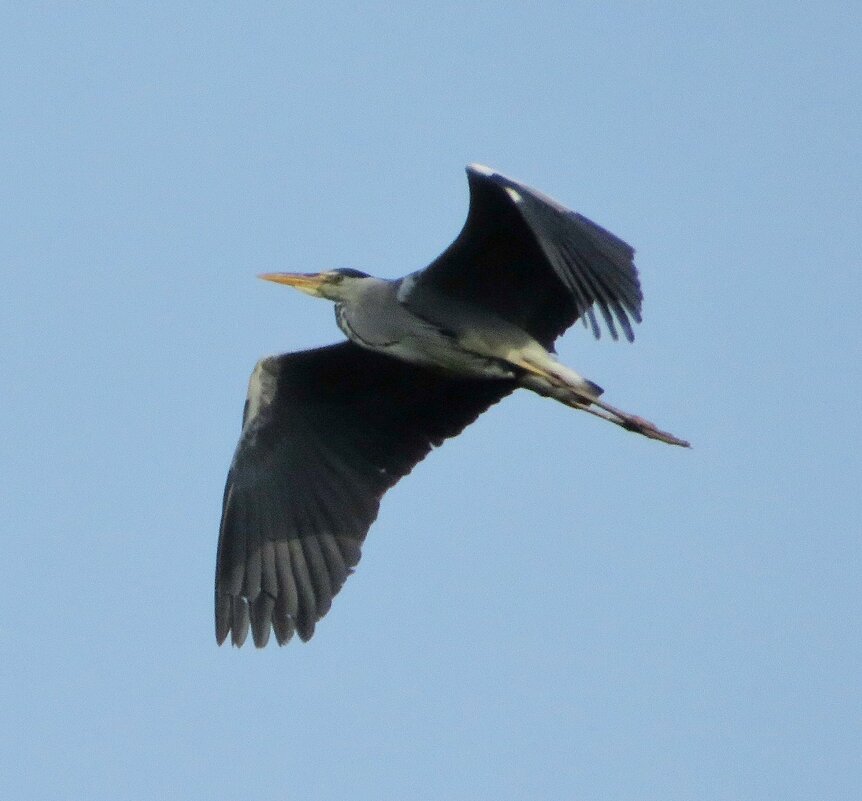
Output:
(415, 166), (642, 347)
(217, 344), (514, 645)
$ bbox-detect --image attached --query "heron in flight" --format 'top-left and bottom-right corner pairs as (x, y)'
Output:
(217, 163), (688, 648)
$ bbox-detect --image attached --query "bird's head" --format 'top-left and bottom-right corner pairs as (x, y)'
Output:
(259, 268), (372, 302)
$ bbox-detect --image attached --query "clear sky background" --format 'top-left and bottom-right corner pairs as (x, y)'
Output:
(2, 4), (860, 800)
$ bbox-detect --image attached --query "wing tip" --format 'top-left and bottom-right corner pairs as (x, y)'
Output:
(216, 592), (298, 648)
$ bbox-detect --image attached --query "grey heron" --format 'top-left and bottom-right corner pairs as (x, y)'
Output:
(217, 163), (688, 648)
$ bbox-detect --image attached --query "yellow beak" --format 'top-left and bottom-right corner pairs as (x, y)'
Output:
(258, 272), (327, 295)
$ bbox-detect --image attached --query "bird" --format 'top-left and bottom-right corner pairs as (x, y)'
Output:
(216, 163), (688, 648)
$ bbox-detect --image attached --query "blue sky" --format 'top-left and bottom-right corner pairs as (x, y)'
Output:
(2, 3), (860, 800)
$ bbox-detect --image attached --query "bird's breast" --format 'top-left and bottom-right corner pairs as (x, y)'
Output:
(335, 303), (399, 348)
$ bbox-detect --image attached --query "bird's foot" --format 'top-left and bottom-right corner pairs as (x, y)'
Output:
(568, 395), (690, 448)
(619, 414), (690, 448)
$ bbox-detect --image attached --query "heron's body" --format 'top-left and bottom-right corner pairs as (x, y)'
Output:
(337, 275), (507, 375)
(216, 164), (688, 648)
(335, 273), (592, 393)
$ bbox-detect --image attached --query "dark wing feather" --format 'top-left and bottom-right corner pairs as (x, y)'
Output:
(413, 164), (642, 348)
(216, 342), (514, 647)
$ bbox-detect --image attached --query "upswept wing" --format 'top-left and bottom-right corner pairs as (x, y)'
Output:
(412, 164), (643, 348)
(216, 342), (514, 646)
